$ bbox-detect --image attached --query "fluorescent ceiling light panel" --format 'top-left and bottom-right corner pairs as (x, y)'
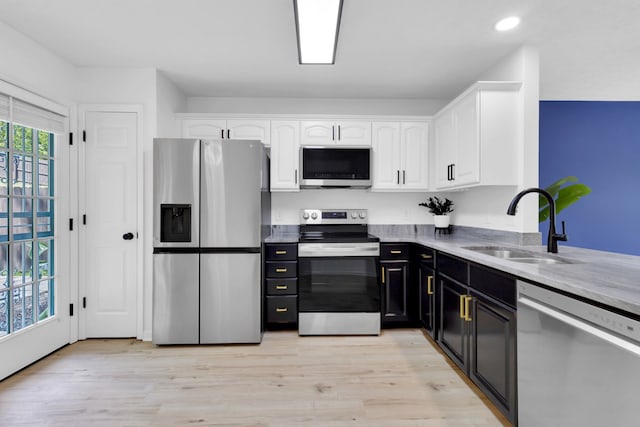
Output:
(294, 0), (343, 64)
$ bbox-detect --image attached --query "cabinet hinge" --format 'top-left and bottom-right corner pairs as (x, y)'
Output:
(69, 218), (74, 231)
(69, 303), (74, 317)
(69, 132), (73, 146)
(82, 130), (86, 142)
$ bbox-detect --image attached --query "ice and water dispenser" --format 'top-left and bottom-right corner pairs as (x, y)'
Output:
(160, 204), (192, 243)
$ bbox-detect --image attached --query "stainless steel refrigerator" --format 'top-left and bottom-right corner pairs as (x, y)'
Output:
(152, 138), (270, 344)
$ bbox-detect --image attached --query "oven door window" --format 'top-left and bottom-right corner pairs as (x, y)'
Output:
(298, 256), (380, 312)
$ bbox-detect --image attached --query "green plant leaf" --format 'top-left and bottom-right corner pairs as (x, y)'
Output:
(539, 182), (592, 222)
(555, 183), (592, 214)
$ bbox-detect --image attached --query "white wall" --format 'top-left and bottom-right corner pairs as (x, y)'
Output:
(0, 21), (76, 104)
(156, 71), (187, 137)
(76, 67), (158, 341)
(188, 96), (448, 116)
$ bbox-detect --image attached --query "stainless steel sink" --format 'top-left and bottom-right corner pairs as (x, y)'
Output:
(463, 246), (578, 265)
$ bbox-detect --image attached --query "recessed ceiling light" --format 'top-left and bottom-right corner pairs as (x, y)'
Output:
(294, 0), (343, 64)
(495, 16), (520, 32)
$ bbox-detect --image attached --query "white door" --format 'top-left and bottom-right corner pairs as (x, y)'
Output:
(226, 119), (271, 144)
(82, 111), (138, 337)
(270, 121), (300, 191)
(400, 122), (429, 190)
(182, 119), (226, 139)
(335, 121), (372, 145)
(453, 92), (480, 186)
(371, 122), (400, 190)
(300, 121), (335, 145)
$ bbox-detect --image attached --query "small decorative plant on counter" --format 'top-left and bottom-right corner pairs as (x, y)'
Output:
(419, 196), (454, 228)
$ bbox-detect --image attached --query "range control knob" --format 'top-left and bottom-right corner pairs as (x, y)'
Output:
(359, 211), (367, 219)
(351, 212), (358, 219)
(302, 212), (310, 219)
(311, 212), (318, 220)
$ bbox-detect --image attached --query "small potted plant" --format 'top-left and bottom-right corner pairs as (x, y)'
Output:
(419, 196), (454, 228)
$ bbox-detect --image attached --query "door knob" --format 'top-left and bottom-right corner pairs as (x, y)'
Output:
(122, 232), (134, 240)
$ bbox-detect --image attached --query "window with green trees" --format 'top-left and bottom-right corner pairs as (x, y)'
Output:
(0, 118), (56, 337)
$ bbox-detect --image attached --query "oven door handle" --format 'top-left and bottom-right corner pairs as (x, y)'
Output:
(298, 243), (380, 257)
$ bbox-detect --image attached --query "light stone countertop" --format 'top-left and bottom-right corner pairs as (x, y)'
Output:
(265, 227), (640, 317)
(377, 230), (640, 317)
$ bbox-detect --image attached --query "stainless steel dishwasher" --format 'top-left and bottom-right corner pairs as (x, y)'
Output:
(517, 281), (640, 426)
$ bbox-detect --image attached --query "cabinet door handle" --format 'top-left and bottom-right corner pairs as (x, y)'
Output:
(295, 169), (298, 184)
(464, 296), (473, 322)
(227, 129), (231, 139)
(451, 163), (455, 181)
(275, 250), (287, 255)
(427, 275), (434, 295)
(275, 285), (288, 290)
(381, 266), (385, 284)
(332, 125), (335, 141)
(221, 129), (225, 139)
(338, 125), (341, 140)
(390, 250), (402, 254)
(276, 307), (288, 313)
(459, 294), (466, 319)
(402, 170), (406, 184)
(420, 254), (433, 259)
(397, 170), (400, 184)
(275, 268), (287, 273)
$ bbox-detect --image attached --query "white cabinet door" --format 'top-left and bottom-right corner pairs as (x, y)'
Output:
(270, 120), (300, 191)
(336, 121), (371, 145)
(434, 112), (456, 189)
(372, 121), (429, 191)
(300, 121), (335, 145)
(371, 122), (401, 190)
(182, 119), (226, 139)
(400, 122), (429, 190)
(182, 119), (270, 144)
(227, 119), (271, 145)
(452, 92), (480, 186)
(300, 120), (371, 146)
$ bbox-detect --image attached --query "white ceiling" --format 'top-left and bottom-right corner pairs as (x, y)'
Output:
(1, 0), (639, 100)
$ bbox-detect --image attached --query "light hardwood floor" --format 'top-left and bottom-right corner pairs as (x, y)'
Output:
(0, 329), (510, 426)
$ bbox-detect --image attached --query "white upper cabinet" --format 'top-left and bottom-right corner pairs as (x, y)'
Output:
(434, 81), (521, 190)
(182, 118), (271, 145)
(372, 121), (429, 191)
(300, 120), (371, 146)
(270, 120), (300, 192)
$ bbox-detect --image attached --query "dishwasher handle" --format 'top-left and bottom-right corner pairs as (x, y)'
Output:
(519, 296), (640, 356)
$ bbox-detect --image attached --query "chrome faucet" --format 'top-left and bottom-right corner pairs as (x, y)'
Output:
(506, 188), (567, 253)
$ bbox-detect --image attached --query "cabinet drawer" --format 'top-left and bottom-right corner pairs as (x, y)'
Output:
(266, 278), (298, 295)
(469, 264), (516, 308)
(265, 261), (297, 278)
(437, 253), (469, 284)
(415, 245), (435, 267)
(381, 243), (410, 260)
(266, 296), (297, 323)
(265, 244), (298, 261)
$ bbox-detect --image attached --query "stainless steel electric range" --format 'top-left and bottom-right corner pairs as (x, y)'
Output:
(297, 209), (381, 335)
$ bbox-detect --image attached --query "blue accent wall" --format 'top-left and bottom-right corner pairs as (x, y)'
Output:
(539, 101), (640, 256)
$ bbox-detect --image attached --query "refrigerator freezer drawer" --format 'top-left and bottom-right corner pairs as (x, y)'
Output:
(152, 253), (199, 344)
(200, 253), (262, 344)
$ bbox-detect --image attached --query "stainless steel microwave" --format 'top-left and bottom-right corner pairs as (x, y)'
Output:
(300, 146), (372, 188)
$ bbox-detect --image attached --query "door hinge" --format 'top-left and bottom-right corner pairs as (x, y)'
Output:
(82, 130), (86, 142)
(69, 132), (73, 146)
(83, 214), (87, 225)
(69, 303), (74, 317)
(69, 218), (74, 231)
(82, 297), (87, 309)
